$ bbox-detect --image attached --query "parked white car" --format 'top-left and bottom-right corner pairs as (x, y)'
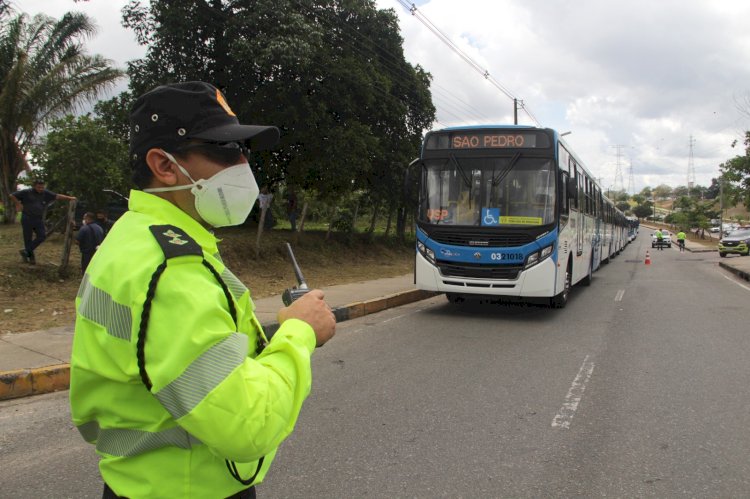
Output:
(651, 230), (672, 248)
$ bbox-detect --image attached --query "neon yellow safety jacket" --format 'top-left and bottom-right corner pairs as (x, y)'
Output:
(70, 190), (316, 498)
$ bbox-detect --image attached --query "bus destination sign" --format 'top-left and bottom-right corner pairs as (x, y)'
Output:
(452, 132), (537, 149)
(424, 130), (550, 150)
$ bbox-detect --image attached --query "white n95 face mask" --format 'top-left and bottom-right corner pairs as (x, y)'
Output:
(144, 151), (259, 227)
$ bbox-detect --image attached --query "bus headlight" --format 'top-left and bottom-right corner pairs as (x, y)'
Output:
(524, 244), (554, 269)
(417, 241), (435, 264)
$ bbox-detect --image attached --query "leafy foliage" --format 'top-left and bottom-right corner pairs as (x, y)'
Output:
(0, 7), (123, 222)
(30, 115), (130, 210)
(720, 132), (750, 210)
(120, 0), (435, 238)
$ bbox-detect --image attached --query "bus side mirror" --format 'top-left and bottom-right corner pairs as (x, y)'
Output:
(404, 158), (421, 199)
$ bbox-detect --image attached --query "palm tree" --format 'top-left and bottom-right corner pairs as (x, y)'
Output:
(0, 7), (124, 222)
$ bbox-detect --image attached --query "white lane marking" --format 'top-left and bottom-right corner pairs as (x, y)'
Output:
(551, 355), (596, 429)
(614, 289), (625, 302)
(722, 274), (750, 292)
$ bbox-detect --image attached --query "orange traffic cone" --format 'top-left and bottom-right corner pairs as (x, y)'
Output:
(645, 250), (651, 265)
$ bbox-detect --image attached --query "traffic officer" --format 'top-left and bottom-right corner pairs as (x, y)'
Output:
(676, 229), (686, 252)
(655, 228), (664, 250)
(69, 81), (336, 498)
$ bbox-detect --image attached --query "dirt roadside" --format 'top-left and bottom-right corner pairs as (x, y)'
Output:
(0, 223), (414, 334)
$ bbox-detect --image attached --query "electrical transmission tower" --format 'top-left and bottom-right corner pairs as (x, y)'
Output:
(687, 135), (696, 191)
(627, 157), (635, 195)
(610, 145), (626, 193)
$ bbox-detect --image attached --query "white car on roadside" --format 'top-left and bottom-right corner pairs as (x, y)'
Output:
(651, 230), (672, 248)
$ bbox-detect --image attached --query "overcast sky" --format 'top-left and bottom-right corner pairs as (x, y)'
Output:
(11, 0), (750, 193)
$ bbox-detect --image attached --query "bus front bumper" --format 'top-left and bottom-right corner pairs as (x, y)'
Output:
(415, 252), (558, 298)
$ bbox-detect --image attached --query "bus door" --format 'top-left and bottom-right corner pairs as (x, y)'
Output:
(592, 188), (602, 270)
(575, 165), (584, 256)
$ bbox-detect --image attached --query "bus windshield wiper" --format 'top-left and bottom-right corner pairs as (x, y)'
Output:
(449, 154), (472, 188)
(492, 152), (521, 187)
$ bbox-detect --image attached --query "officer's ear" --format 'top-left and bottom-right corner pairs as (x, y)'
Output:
(145, 148), (181, 188)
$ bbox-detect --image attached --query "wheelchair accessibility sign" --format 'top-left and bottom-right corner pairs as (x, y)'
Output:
(481, 208), (500, 226)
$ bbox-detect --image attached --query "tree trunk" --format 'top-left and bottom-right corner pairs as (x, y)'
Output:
(396, 204), (407, 242)
(1, 138), (27, 224)
(353, 199), (360, 231)
(255, 206), (267, 257)
(298, 202), (308, 232)
(384, 207), (393, 237)
(367, 201), (380, 237)
(0, 185), (16, 224)
(294, 202), (309, 245)
(326, 207), (336, 241)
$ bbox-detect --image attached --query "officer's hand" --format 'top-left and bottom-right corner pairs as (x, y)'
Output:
(277, 289), (336, 347)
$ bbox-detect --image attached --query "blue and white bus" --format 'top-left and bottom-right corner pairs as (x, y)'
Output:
(413, 125), (629, 307)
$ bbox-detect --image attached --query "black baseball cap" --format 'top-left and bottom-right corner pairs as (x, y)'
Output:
(129, 81), (279, 161)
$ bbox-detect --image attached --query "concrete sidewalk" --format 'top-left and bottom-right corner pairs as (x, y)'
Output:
(0, 273), (436, 401)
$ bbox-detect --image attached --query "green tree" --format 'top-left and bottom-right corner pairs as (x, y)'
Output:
(632, 203), (652, 219)
(0, 7), (123, 222)
(674, 196), (693, 212)
(653, 184), (673, 200)
(720, 131), (750, 210)
(705, 177), (721, 199)
(121, 0), (434, 239)
(30, 115), (130, 210)
(672, 185), (688, 198)
(93, 91), (134, 145)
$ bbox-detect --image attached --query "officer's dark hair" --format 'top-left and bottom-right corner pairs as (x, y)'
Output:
(131, 156), (153, 190)
(33, 179), (45, 186)
(131, 148), (189, 190)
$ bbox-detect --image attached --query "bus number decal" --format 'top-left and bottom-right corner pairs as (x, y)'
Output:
(426, 209), (449, 221)
(490, 252), (523, 261)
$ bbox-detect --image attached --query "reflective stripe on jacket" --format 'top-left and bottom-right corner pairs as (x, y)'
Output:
(69, 190), (316, 499)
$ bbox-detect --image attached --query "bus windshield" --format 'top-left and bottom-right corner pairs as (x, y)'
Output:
(421, 155), (556, 227)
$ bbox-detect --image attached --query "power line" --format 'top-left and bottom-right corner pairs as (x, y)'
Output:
(397, 0), (541, 126)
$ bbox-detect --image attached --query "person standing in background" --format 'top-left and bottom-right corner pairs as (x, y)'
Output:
(676, 230), (686, 252)
(10, 179), (76, 264)
(75, 212), (104, 272)
(94, 210), (114, 237)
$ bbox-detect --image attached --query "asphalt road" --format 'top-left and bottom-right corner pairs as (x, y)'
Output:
(2, 238), (750, 498)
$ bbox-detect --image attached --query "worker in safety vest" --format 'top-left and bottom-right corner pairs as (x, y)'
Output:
(655, 229), (664, 250)
(69, 81), (336, 499)
(676, 230), (686, 252)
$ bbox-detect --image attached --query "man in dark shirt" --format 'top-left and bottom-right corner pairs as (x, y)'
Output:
(75, 212), (104, 272)
(94, 210), (114, 237)
(10, 179), (76, 264)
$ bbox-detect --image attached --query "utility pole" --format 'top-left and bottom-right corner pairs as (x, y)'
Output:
(513, 99), (519, 125)
(719, 177), (724, 236)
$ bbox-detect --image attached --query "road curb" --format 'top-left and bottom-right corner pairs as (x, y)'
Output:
(0, 289), (439, 401)
(0, 364), (70, 401)
(719, 262), (750, 282)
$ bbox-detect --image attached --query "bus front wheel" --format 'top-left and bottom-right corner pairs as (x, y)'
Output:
(551, 263), (572, 308)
